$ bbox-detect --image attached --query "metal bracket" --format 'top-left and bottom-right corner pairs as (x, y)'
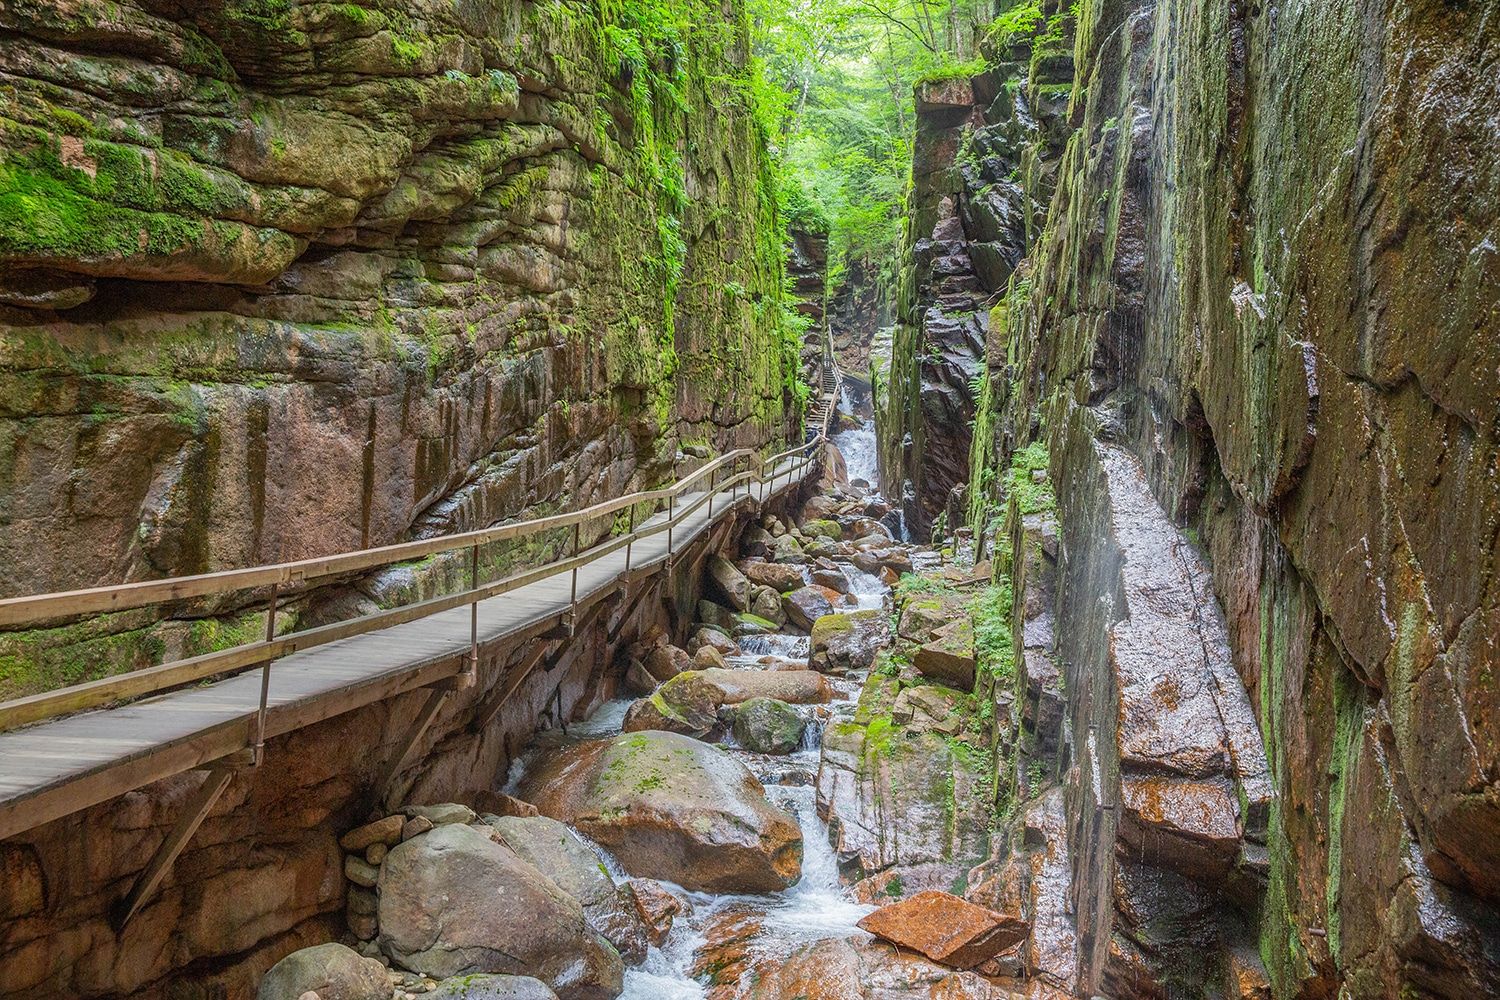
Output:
(114, 764), (237, 929)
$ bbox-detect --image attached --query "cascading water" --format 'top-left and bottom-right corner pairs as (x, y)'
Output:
(829, 384), (910, 543)
(551, 562), (895, 999)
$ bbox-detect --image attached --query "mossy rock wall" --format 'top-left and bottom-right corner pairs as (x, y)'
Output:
(973, 0), (1499, 995)
(0, 0), (802, 695)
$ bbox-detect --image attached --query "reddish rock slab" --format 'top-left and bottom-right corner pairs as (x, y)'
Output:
(856, 890), (1029, 969)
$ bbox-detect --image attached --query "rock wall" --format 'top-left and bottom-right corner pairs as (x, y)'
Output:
(963, 0), (1500, 995)
(877, 25), (1072, 540)
(0, 0), (799, 694)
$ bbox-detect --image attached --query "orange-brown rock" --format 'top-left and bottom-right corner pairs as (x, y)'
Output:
(856, 891), (1029, 970)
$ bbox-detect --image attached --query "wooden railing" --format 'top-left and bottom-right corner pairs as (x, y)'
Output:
(0, 379), (843, 738)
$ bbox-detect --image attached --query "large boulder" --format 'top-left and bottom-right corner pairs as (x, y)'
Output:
(810, 610), (892, 674)
(485, 815), (648, 964)
(856, 891), (1028, 969)
(377, 824), (623, 1000)
(520, 731), (803, 893)
(730, 698), (807, 754)
(740, 560), (805, 593)
(705, 555), (752, 611)
(783, 586), (835, 631)
(428, 976), (559, 1000)
(257, 943), (391, 1000)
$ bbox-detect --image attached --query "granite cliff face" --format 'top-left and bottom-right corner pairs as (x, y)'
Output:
(877, 25), (1073, 539)
(952, 0), (1500, 996)
(0, 0), (798, 693)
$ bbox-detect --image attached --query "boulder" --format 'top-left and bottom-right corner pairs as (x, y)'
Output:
(624, 879), (688, 947)
(485, 815), (648, 964)
(855, 891), (1028, 969)
(643, 644), (692, 684)
(428, 976), (558, 1000)
(686, 626), (736, 656)
(693, 645), (727, 669)
(766, 534), (808, 564)
(800, 495), (841, 522)
(877, 548), (914, 575)
(914, 619), (977, 690)
(740, 560), (805, 593)
(377, 824), (623, 999)
(696, 600), (739, 633)
(733, 613), (781, 637)
(783, 586), (835, 631)
(340, 815), (404, 852)
(740, 525), (775, 557)
(810, 567), (850, 594)
(800, 517), (843, 540)
(257, 943), (391, 1000)
(898, 596), (961, 643)
(730, 698), (807, 755)
(623, 659), (658, 696)
(623, 668), (834, 736)
(520, 731), (802, 893)
(749, 585), (788, 626)
(810, 610), (892, 674)
(402, 803), (476, 826)
(705, 555), (752, 611)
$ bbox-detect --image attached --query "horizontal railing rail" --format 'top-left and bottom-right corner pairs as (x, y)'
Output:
(0, 374), (842, 736)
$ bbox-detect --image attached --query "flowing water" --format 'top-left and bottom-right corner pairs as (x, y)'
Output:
(512, 402), (911, 998)
(579, 561), (892, 999)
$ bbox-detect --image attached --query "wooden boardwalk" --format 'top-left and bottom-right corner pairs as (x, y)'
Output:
(0, 455), (816, 843)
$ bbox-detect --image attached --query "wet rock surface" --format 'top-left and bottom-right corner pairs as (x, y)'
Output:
(376, 824), (623, 999)
(857, 891), (1029, 970)
(257, 942), (392, 1000)
(520, 730), (803, 893)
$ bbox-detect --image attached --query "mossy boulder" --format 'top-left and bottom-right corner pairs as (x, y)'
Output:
(811, 610), (892, 674)
(730, 698), (807, 755)
(799, 517), (843, 540)
(520, 731), (803, 893)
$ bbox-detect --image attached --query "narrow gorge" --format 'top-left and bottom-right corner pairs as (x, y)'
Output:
(0, 1), (1495, 999)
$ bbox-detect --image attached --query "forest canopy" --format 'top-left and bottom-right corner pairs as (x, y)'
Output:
(749, 0), (1001, 291)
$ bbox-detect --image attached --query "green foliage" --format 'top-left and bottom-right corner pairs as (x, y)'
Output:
(987, 0), (1044, 45)
(749, 0), (993, 293)
(1005, 441), (1054, 514)
(968, 584), (1015, 683)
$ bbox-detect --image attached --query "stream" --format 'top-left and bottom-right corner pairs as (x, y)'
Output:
(517, 402), (902, 999)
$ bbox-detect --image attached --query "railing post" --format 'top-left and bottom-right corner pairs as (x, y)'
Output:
(625, 504), (635, 571)
(468, 543), (479, 679)
(708, 465), (715, 518)
(252, 582), (279, 765)
(569, 522), (581, 627)
(668, 492), (675, 556)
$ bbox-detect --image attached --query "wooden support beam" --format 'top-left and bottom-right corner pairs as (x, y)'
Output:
(375, 687), (449, 810)
(471, 641), (556, 735)
(115, 765), (236, 929)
